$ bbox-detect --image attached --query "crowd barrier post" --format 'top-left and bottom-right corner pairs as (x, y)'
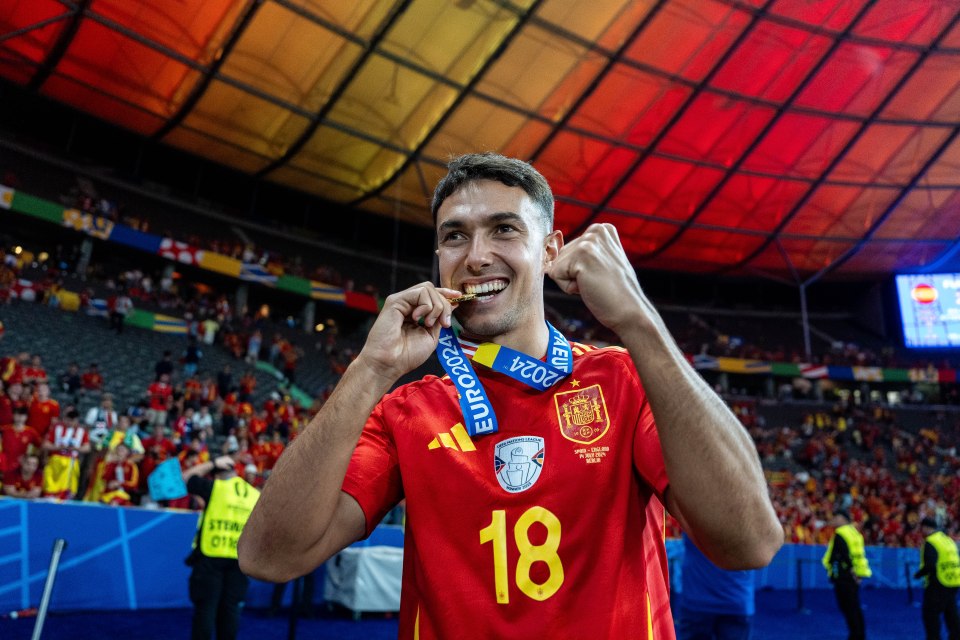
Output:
(904, 562), (914, 605)
(31, 538), (68, 640)
(796, 558), (805, 613)
(287, 576), (303, 640)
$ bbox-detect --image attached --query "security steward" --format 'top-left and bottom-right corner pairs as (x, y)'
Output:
(822, 511), (871, 640)
(184, 454), (260, 640)
(914, 518), (960, 640)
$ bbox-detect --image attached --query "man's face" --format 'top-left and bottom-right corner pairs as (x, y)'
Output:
(37, 384), (49, 400)
(436, 180), (560, 342)
(21, 455), (39, 475)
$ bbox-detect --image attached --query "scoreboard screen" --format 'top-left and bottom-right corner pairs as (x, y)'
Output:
(896, 274), (960, 348)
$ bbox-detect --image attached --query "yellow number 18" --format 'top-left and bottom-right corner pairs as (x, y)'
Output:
(478, 506), (564, 604)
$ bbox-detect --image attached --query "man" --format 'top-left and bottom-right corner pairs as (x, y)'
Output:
(1, 405), (42, 475)
(2, 451), (43, 499)
(80, 363), (103, 397)
(109, 288), (133, 333)
(146, 373), (173, 428)
(155, 351), (174, 381)
(238, 153), (782, 638)
(28, 382), (60, 438)
(184, 454), (260, 640)
(59, 362), (82, 403)
(84, 393), (118, 448)
(914, 518), (960, 640)
(678, 532), (755, 640)
(42, 408), (90, 499)
(823, 511), (871, 640)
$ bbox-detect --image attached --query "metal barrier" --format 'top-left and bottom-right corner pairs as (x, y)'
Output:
(31, 538), (67, 640)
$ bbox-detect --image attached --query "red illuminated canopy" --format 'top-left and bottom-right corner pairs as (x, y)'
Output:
(2, 0), (960, 281)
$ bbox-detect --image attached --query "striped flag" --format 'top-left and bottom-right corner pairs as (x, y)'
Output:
(799, 364), (828, 379)
(153, 314), (188, 335)
(239, 262), (278, 286)
(310, 281), (345, 303)
(692, 354), (719, 370)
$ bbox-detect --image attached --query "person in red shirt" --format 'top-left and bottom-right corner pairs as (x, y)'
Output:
(261, 431), (285, 471)
(238, 371), (256, 402)
(183, 374), (203, 405)
(22, 354), (48, 386)
(28, 382), (60, 438)
(220, 389), (239, 435)
(249, 432), (270, 473)
(2, 451), (43, 499)
(200, 375), (218, 408)
(1, 405), (42, 474)
(99, 443), (140, 506)
(146, 373), (173, 428)
(246, 409), (268, 441)
(81, 363), (104, 396)
(0, 380), (13, 426)
(239, 153), (782, 639)
(1, 352), (28, 386)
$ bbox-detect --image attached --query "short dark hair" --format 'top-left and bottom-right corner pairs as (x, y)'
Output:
(431, 152), (554, 231)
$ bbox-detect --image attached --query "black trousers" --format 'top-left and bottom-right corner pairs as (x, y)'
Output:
(833, 579), (866, 640)
(189, 556), (249, 640)
(923, 586), (960, 640)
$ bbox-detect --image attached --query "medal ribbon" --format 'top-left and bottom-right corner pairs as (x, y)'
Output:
(436, 322), (572, 436)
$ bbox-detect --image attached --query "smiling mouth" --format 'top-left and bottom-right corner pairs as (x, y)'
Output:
(462, 280), (508, 301)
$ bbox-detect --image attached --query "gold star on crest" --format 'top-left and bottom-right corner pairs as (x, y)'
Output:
(570, 379), (580, 388)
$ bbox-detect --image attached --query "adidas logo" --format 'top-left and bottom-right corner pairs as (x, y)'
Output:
(427, 423), (476, 452)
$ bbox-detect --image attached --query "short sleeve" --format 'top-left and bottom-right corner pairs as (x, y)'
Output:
(626, 359), (669, 500)
(341, 399), (403, 537)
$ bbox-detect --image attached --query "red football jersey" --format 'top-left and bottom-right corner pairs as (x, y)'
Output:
(28, 398), (60, 437)
(2, 466), (43, 494)
(342, 343), (673, 640)
(0, 425), (42, 473)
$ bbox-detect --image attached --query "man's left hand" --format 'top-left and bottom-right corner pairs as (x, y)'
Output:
(546, 223), (650, 336)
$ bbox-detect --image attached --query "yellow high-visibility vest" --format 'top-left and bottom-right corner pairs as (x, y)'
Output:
(822, 524), (871, 579)
(922, 531), (960, 588)
(197, 476), (260, 559)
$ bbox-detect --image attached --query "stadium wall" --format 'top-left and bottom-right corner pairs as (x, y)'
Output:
(0, 498), (922, 613)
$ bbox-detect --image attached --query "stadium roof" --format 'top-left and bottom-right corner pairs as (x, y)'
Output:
(2, 0), (960, 282)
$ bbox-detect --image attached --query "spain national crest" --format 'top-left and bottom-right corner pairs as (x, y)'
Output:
(554, 384), (609, 445)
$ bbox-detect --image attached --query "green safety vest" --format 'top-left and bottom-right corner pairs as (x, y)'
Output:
(922, 531), (960, 588)
(822, 524), (872, 579)
(197, 476), (260, 559)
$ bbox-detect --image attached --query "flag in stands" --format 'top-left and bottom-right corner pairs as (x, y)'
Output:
(198, 252), (242, 277)
(799, 364), (828, 379)
(153, 314), (188, 334)
(240, 263), (278, 286)
(63, 209), (114, 239)
(0, 185), (12, 209)
(310, 282), (346, 303)
(159, 238), (203, 265)
(692, 354), (719, 370)
(87, 298), (109, 317)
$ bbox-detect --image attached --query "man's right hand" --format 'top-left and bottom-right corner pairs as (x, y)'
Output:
(355, 282), (462, 384)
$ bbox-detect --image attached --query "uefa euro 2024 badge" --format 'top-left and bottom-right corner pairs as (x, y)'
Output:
(494, 436), (544, 493)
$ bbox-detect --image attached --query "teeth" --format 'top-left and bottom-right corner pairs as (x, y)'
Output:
(464, 281), (507, 295)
